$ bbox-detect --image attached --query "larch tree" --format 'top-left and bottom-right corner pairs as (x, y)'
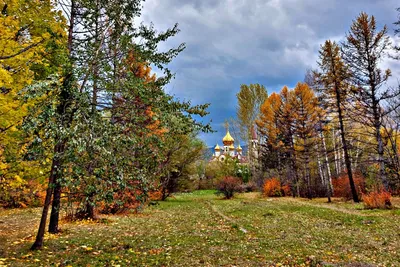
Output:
(317, 40), (359, 202)
(291, 83), (320, 199)
(342, 12), (393, 190)
(257, 93), (285, 177)
(279, 86), (300, 197)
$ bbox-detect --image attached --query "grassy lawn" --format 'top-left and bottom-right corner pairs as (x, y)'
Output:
(0, 190), (399, 266)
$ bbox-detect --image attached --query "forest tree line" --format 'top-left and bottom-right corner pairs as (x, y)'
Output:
(253, 12), (400, 203)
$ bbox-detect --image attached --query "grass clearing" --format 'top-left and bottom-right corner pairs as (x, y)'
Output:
(0, 190), (399, 266)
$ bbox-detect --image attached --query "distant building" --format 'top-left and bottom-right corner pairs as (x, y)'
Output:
(211, 128), (246, 162)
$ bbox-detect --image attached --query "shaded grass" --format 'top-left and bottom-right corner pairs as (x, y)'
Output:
(0, 192), (399, 266)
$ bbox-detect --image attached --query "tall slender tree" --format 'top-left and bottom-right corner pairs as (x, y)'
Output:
(342, 13), (392, 190)
(317, 40), (359, 202)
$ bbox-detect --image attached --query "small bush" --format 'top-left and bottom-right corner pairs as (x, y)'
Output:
(216, 176), (242, 199)
(362, 190), (392, 209)
(262, 178), (290, 197)
(332, 173), (365, 200)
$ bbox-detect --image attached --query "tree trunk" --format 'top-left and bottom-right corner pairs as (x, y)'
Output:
(316, 144), (325, 186)
(86, 193), (96, 219)
(40, 0), (76, 238)
(320, 130), (333, 202)
(334, 80), (359, 202)
(353, 134), (361, 170)
(31, 144), (61, 250)
(289, 134), (300, 197)
(48, 182), (61, 233)
(304, 143), (312, 199)
(374, 113), (388, 190)
(332, 129), (340, 176)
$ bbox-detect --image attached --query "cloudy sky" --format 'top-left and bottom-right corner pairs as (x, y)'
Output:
(139, 0), (400, 147)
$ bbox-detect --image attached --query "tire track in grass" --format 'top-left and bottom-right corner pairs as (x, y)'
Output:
(204, 200), (248, 234)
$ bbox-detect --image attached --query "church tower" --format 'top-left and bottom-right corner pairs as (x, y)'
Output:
(223, 129), (234, 155)
(211, 122), (246, 162)
(214, 144), (221, 157)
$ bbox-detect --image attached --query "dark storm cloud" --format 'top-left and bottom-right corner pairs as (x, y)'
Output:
(139, 0), (400, 146)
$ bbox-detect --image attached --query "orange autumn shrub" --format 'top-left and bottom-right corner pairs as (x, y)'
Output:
(362, 190), (392, 209)
(332, 173), (365, 199)
(148, 187), (163, 201)
(263, 178), (290, 197)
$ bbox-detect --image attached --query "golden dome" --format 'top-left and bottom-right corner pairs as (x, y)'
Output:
(223, 130), (234, 145)
(229, 144), (235, 150)
(236, 144), (242, 151)
(214, 144), (221, 150)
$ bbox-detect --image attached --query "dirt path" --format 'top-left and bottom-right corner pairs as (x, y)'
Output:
(204, 200), (248, 233)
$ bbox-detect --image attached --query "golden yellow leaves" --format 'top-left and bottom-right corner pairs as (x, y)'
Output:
(80, 245), (93, 251)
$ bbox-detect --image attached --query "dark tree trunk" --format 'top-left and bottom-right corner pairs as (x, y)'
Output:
(336, 86), (359, 202)
(48, 182), (61, 233)
(329, 54), (359, 203)
(33, 1), (76, 247)
(31, 144), (62, 250)
(86, 193), (96, 219)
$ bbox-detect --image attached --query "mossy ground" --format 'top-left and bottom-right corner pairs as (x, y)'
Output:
(0, 190), (399, 266)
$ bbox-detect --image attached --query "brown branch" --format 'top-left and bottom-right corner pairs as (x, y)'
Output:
(0, 123), (15, 134)
(0, 39), (44, 60)
(1, 4), (7, 15)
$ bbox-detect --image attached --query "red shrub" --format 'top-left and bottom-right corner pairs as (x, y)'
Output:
(216, 176), (242, 199)
(263, 178), (290, 197)
(332, 173), (365, 200)
(362, 190), (392, 209)
(281, 185), (291, 196)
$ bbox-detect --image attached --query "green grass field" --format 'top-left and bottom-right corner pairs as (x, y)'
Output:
(1, 191), (399, 266)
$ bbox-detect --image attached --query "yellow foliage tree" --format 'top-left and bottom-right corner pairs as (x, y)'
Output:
(0, 0), (66, 206)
